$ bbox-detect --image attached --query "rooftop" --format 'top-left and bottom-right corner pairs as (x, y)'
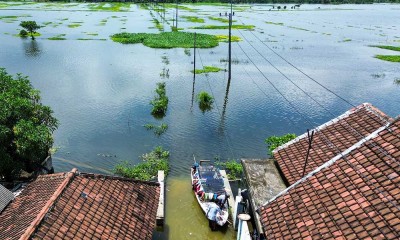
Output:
(273, 103), (392, 185)
(258, 117), (400, 239)
(0, 169), (160, 240)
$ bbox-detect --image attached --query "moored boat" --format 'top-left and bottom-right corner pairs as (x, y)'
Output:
(191, 160), (229, 230)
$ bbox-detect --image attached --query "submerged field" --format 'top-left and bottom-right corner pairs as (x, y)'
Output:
(1, 2), (399, 239)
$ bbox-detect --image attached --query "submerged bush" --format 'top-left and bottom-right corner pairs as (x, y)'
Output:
(151, 82), (168, 118)
(265, 133), (297, 155)
(114, 146), (169, 181)
(19, 29), (28, 37)
(196, 91), (214, 113)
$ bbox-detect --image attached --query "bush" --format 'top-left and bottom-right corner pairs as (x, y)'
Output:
(196, 91), (214, 113)
(150, 82), (168, 118)
(265, 133), (297, 155)
(114, 146), (170, 181)
(19, 29), (28, 37)
(215, 159), (243, 180)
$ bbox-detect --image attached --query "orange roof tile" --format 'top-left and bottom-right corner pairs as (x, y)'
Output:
(273, 103), (392, 185)
(259, 117), (400, 239)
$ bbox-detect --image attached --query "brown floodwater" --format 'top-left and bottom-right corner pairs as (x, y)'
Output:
(153, 176), (236, 240)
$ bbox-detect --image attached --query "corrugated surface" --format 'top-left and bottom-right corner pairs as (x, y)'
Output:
(0, 184), (14, 213)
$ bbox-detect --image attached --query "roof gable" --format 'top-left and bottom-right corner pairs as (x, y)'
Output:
(259, 118), (400, 239)
(0, 184), (14, 213)
(273, 103), (392, 185)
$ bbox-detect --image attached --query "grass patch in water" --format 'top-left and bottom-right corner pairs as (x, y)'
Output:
(77, 38), (106, 41)
(89, 2), (131, 12)
(16, 32), (41, 37)
(371, 45), (400, 52)
(288, 26), (309, 31)
(208, 17), (236, 23)
(68, 23), (81, 28)
(215, 35), (241, 42)
(375, 55), (400, 62)
(181, 16), (204, 23)
(191, 66), (222, 74)
(192, 24), (254, 30)
(266, 21), (284, 25)
(48, 34), (66, 40)
(110, 32), (218, 48)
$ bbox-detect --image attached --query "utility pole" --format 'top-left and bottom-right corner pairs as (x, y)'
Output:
(228, 0), (233, 82)
(191, 33), (197, 110)
(175, 0), (178, 29)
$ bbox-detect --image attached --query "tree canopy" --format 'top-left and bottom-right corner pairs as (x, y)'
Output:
(20, 21), (42, 40)
(0, 68), (58, 181)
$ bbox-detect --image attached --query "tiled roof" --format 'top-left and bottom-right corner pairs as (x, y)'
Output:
(273, 103), (392, 185)
(33, 173), (160, 240)
(0, 172), (70, 240)
(258, 118), (400, 239)
(0, 170), (160, 240)
(0, 184), (15, 213)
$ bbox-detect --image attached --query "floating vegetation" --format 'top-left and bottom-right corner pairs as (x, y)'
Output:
(208, 17), (236, 23)
(182, 16), (204, 23)
(89, 2), (131, 12)
(371, 45), (400, 52)
(192, 66), (222, 74)
(77, 38), (106, 41)
(265, 21), (284, 25)
(342, 38), (352, 42)
(144, 123), (168, 136)
(370, 73), (386, 78)
(375, 55), (400, 62)
(110, 32), (219, 49)
(152, 18), (163, 31)
(83, 32), (98, 36)
(197, 91), (214, 113)
(394, 78), (400, 85)
(192, 24), (255, 30)
(114, 146), (169, 181)
(68, 23), (81, 28)
(219, 58), (242, 64)
(163, 3), (194, 11)
(16, 32), (41, 38)
(160, 67), (170, 79)
(151, 82), (168, 118)
(215, 35), (241, 42)
(288, 26), (310, 31)
(48, 34), (66, 40)
(265, 133), (297, 155)
(42, 21), (53, 26)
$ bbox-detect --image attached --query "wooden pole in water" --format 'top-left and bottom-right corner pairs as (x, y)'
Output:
(175, 0), (178, 29)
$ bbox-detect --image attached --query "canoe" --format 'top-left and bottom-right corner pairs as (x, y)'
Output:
(191, 160), (229, 229)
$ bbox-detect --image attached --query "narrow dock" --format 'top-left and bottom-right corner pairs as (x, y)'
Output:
(156, 170), (164, 226)
(219, 170), (235, 216)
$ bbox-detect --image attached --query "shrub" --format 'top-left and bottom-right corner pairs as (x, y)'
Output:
(196, 91), (213, 113)
(19, 29), (28, 37)
(150, 82), (168, 118)
(265, 133), (297, 155)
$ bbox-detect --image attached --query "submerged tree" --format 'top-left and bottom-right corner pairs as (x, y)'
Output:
(20, 21), (42, 40)
(196, 91), (214, 113)
(0, 68), (58, 180)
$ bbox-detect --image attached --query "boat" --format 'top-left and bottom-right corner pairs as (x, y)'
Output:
(191, 159), (229, 230)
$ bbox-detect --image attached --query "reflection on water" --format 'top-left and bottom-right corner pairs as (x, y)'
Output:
(23, 40), (41, 57)
(153, 177), (236, 240)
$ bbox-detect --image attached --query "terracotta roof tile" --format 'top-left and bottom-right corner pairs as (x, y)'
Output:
(0, 173), (69, 240)
(259, 117), (400, 239)
(273, 103), (392, 185)
(32, 173), (160, 240)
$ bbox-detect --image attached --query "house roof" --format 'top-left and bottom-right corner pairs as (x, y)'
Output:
(0, 184), (15, 213)
(0, 169), (160, 240)
(258, 117), (400, 239)
(273, 103), (392, 185)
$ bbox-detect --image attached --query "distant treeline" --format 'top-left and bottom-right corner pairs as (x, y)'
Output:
(42, 0), (400, 3)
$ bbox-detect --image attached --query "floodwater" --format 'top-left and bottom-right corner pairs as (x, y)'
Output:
(0, 2), (399, 239)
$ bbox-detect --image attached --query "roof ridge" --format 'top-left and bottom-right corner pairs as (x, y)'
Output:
(271, 102), (389, 154)
(79, 172), (160, 186)
(259, 120), (392, 212)
(20, 168), (78, 240)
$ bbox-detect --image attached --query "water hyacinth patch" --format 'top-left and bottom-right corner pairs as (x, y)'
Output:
(110, 32), (219, 49)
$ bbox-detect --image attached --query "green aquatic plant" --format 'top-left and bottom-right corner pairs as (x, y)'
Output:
(151, 82), (169, 118)
(208, 17), (236, 23)
(48, 34), (66, 40)
(375, 55), (400, 62)
(265, 133), (297, 155)
(215, 35), (241, 42)
(192, 66), (222, 74)
(265, 21), (284, 25)
(182, 16), (204, 23)
(371, 45), (400, 52)
(184, 48), (191, 56)
(192, 24), (255, 30)
(144, 123), (168, 136)
(68, 23), (81, 28)
(114, 146), (169, 181)
(110, 32), (219, 49)
(394, 78), (400, 85)
(196, 91), (214, 113)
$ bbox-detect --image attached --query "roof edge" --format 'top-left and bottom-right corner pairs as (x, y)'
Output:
(272, 103), (390, 154)
(20, 168), (78, 240)
(79, 172), (160, 186)
(259, 121), (391, 212)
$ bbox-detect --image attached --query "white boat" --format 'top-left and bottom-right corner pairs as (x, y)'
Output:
(191, 160), (229, 230)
